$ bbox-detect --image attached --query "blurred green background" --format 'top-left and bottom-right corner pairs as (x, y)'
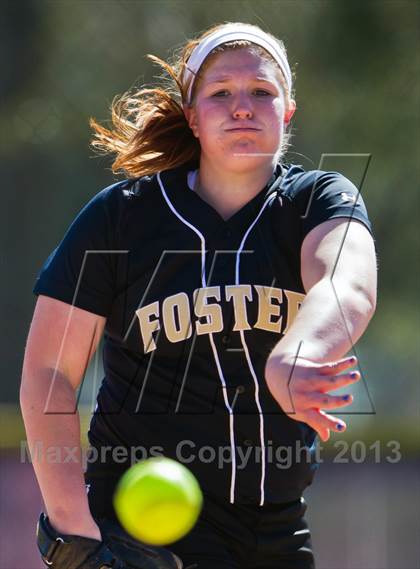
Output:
(0, 1), (419, 568)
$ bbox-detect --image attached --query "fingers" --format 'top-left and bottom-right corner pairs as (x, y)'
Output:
(318, 355), (357, 375)
(300, 408), (347, 442)
(295, 391), (353, 410)
(267, 354), (359, 442)
(314, 370), (361, 393)
(288, 356), (360, 392)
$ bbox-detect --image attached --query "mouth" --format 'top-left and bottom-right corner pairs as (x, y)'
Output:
(225, 128), (261, 133)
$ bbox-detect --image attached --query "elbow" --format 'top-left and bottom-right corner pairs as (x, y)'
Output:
(367, 293), (377, 318)
(358, 284), (377, 319)
(20, 366), (76, 416)
(332, 278), (377, 330)
(335, 276), (377, 317)
(348, 284), (377, 328)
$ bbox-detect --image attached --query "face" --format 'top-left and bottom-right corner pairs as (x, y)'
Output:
(184, 48), (296, 173)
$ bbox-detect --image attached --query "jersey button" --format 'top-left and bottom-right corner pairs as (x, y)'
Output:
(224, 228), (232, 239)
(222, 335), (230, 345)
(236, 385), (245, 394)
(243, 439), (253, 447)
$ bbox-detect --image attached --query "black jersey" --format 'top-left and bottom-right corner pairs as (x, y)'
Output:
(33, 161), (373, 506)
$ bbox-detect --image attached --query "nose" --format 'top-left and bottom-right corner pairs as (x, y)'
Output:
(232, 93), (253, 119)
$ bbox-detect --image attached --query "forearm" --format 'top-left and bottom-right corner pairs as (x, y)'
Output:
(20, 370), (98, 536)
(272, 278), (375, 363)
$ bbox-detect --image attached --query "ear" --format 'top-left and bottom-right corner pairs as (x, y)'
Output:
(183, 105), (199, 138)
(284, 99), (296, 125)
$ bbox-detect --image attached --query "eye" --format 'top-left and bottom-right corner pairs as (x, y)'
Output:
(211, 90), (230, 97)
(254, 89), (271, 96)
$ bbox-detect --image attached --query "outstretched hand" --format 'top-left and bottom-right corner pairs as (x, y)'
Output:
(265, 354), (361, 442)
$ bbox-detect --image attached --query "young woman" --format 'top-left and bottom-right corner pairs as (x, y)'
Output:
(20, 21), (377, 569)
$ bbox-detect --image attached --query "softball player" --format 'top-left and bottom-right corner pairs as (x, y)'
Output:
(20, 22), (377, 569)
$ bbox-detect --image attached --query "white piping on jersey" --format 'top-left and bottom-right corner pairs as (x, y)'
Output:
(157, 171), (280, 505)
(157, 171), (238, 502)
(235, 191), (278, 506)
(157, 172), (207, 287)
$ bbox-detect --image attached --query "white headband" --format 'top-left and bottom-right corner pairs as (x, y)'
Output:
(183, 24), (292, 105)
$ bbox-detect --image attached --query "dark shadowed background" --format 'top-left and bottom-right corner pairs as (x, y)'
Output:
(1, 1), (419, 568)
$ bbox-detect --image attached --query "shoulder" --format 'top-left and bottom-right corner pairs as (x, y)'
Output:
(93, 175), (157, 206)
(95, 162), (191, 206)
(279, 164), (358, 203)
(79, 175), (159, 226)
(276, 162), (373, 239)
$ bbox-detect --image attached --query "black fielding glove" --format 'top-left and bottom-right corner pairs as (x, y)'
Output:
(98, 517), (183, 569)
(36, 512), (124, 568)
(36, 512), (183, 569)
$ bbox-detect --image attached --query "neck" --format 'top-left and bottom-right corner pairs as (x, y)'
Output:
(194, 158), (277, 221)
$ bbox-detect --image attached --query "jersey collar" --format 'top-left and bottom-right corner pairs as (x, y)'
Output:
(157, 161), (286, 236)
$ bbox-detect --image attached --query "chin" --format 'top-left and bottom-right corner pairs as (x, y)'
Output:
(225, 151), (275, 172)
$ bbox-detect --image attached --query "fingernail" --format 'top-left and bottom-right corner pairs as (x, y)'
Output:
(336, 423), (345, 430)
(349, 356), (357, 363)
(350, 372), (359, 379)
(342, 395), (351, 401)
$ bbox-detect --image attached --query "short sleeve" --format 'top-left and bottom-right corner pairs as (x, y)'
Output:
(33, 187), (119, 317)
(289, 170), (374, 242)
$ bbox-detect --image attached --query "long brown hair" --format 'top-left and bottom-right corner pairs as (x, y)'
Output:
(89, 22), (295, 179)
